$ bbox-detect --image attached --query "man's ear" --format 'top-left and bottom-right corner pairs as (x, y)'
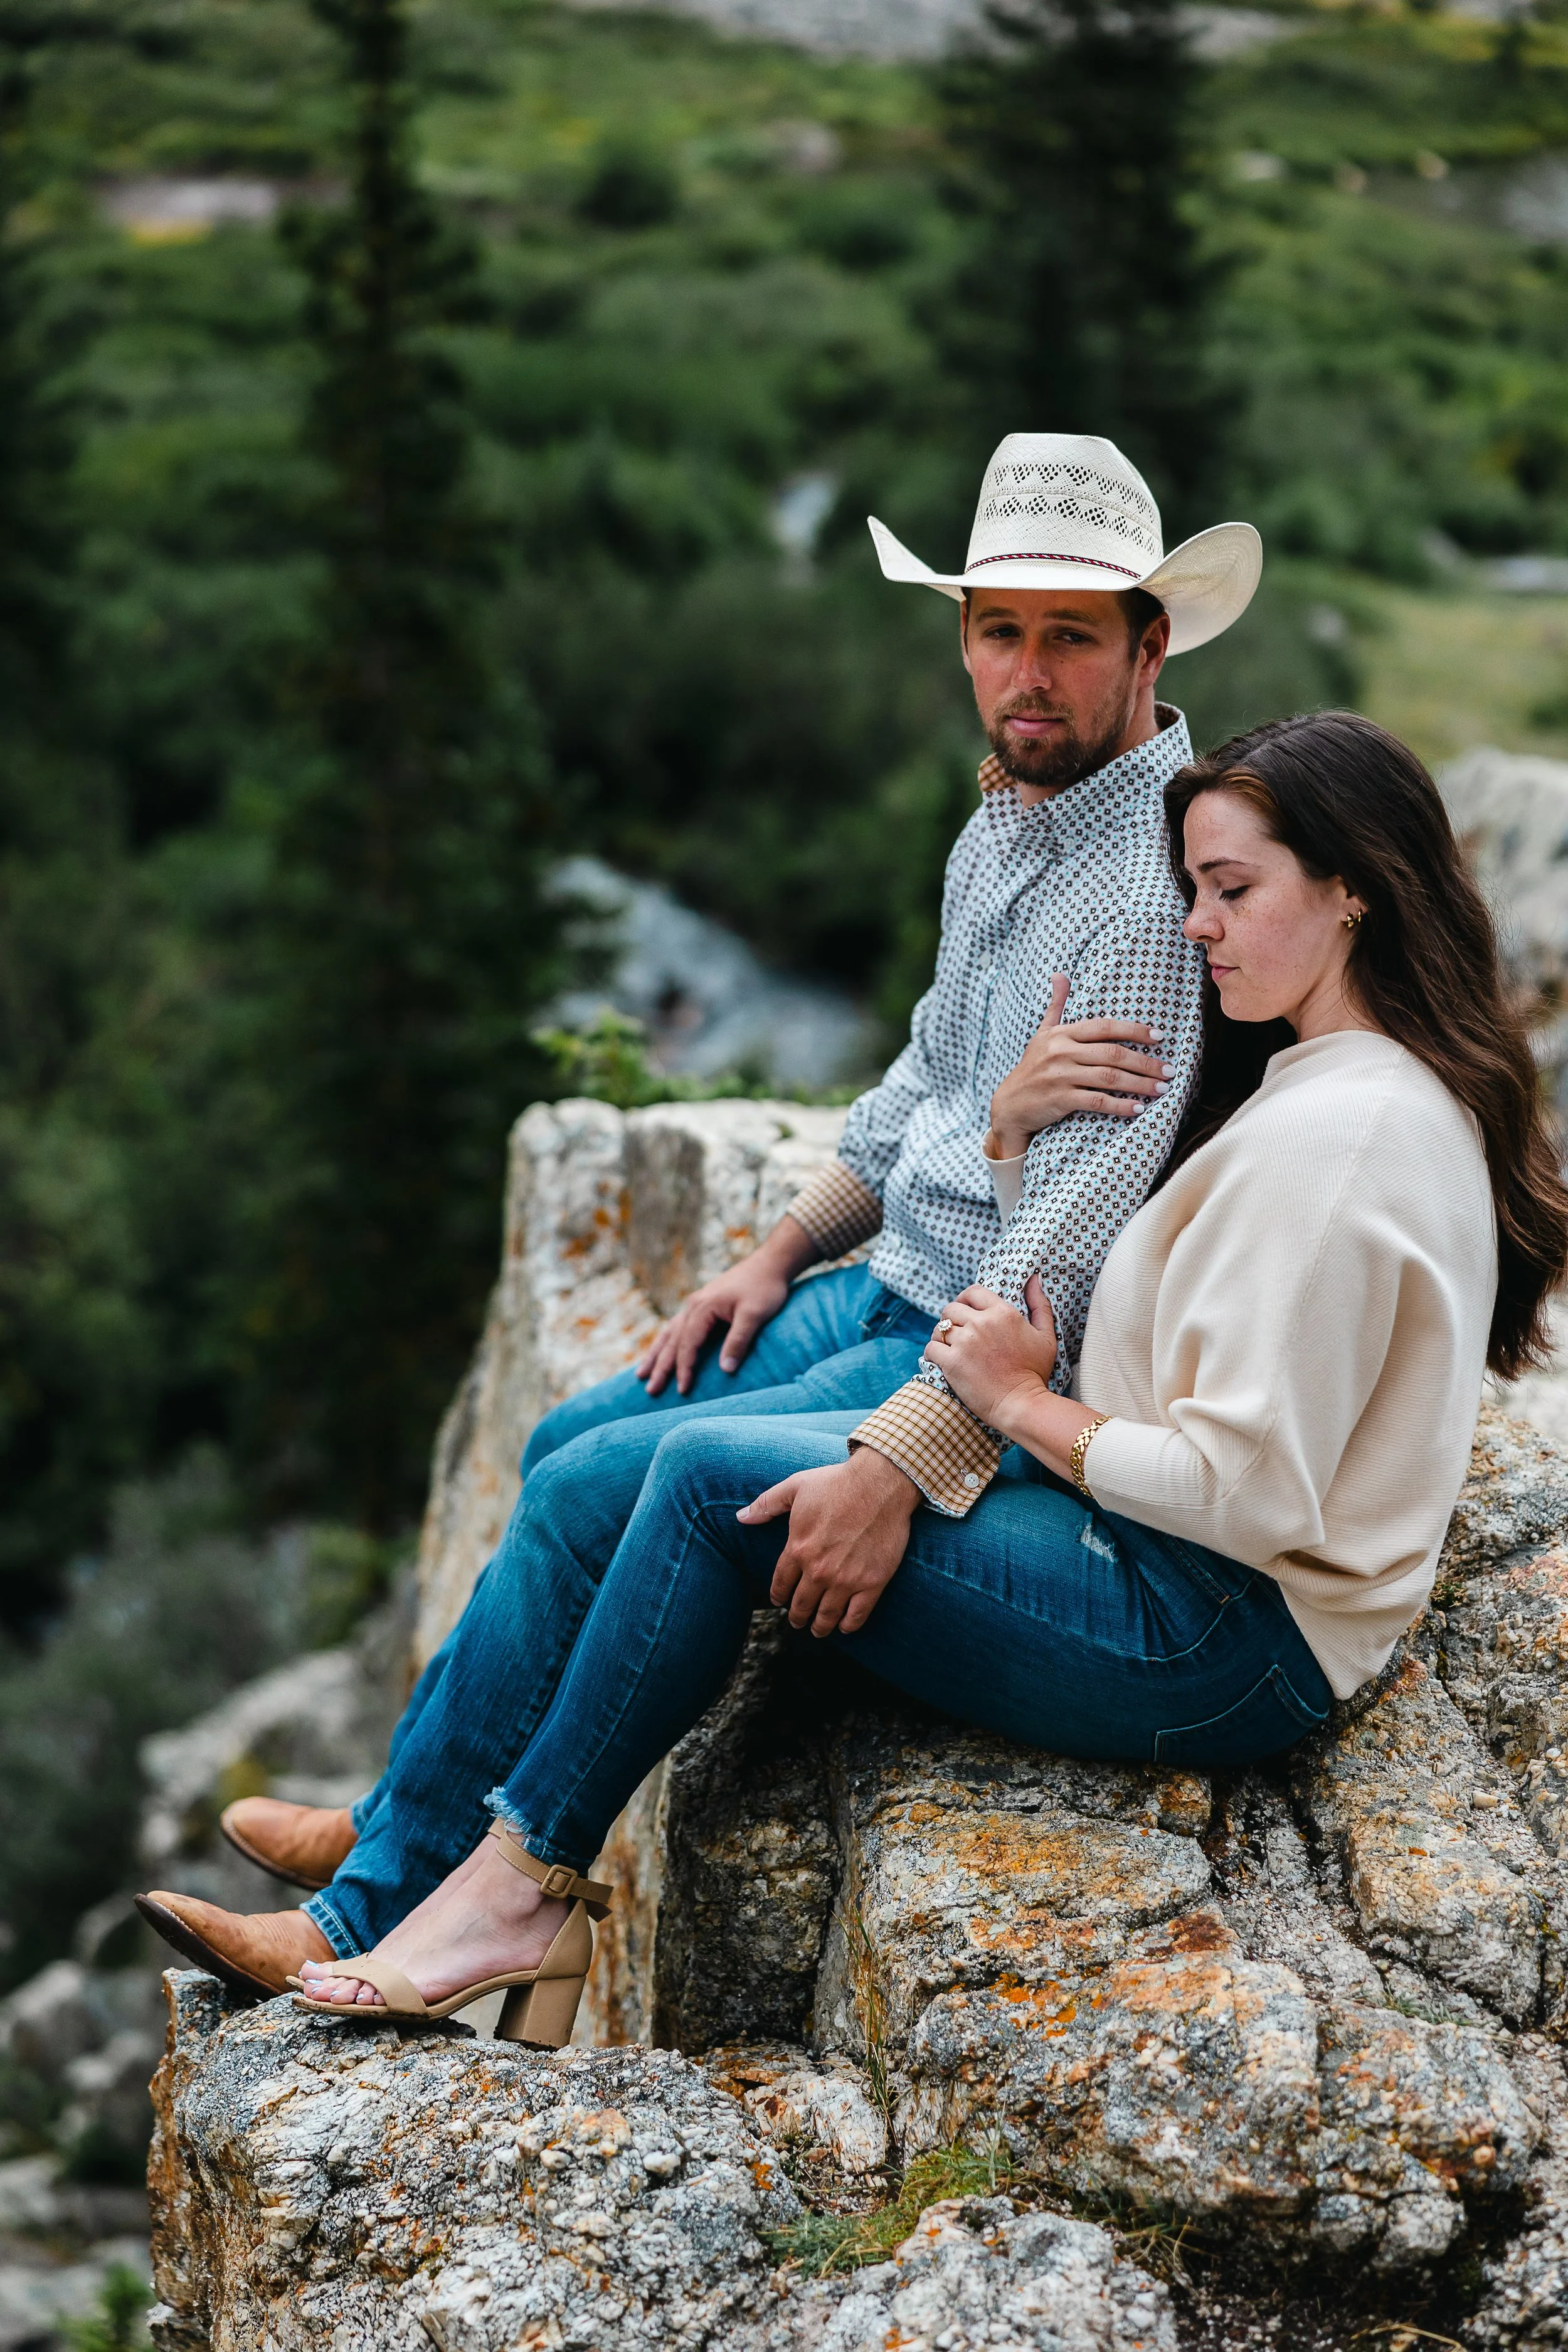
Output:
(1140, 609), (1172, 689)
(959, 594), (974, 680)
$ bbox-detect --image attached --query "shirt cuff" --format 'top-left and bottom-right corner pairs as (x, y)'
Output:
(982, 1136), (1027, 1227)
(850, 1379), (1004, 1517)
(787, 1161), (882, 1261)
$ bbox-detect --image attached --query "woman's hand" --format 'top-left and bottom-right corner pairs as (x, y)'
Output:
(924, 1276), (1059, 1430)
(988, 974), (1173, 1161)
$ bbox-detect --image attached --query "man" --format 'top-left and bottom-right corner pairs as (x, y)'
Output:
(139, 433), (1261, 1995)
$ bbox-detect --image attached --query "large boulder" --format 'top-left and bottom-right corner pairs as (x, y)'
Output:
(149, 1097), (1568, 2344)
(415, 1095), (849, 1670)
(145, 1974), (1175, 2351)
(1440, 745), (1568, 1007)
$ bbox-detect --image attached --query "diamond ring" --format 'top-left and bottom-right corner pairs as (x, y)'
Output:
(936, 1318), (953, 1336)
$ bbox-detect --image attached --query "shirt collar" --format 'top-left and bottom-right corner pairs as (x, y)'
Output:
(977, 703), (1192, 849)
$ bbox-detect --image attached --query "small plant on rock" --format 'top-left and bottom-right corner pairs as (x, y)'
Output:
(767, 2140), (1012, 2277)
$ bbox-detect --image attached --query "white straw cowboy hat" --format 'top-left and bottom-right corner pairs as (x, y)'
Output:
(868, 432), (1262, 657)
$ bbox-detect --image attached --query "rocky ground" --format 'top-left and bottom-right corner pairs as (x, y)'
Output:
(12, 1088), (1568, 2346)
(147, 1976), (1184, 2352)
(139, 1402), (1568, 2351)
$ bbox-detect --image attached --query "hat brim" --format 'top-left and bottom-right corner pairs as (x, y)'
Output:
(866, 516), (1263, 658)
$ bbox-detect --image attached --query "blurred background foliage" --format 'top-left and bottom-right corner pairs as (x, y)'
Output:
(4, 0), (1568, 1972)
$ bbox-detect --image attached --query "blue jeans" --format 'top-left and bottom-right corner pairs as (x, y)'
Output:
(487, 1419), (1330, 1870)
(307, 1277), (1332, 1957)
(307, 1264), (936, 1954)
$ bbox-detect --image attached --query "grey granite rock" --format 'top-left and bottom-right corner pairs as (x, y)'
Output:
(143, 1103), (1568, 2342)
(149, 1972), (804, 2350)
(146, 1975), (1173, 2352)
(807, 2198), (1177, 2352)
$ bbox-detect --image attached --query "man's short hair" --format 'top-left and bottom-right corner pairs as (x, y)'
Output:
(1117, 586), (1165, 650)
(960, 583), (1165, 653)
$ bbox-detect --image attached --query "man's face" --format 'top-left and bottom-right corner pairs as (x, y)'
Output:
(960, 589), (1168, 795)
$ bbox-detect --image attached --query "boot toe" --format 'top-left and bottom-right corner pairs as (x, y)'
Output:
(136, 1890), (334, 2001)
(220, 1798), (358, 1892)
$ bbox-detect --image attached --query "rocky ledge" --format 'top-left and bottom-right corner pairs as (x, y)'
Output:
(147, 1403), (1568, 2349)
(147, 1975), (1177, 2350)
(144, 1099), (1568, 2347)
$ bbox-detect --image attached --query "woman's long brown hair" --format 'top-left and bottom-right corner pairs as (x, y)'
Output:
(1164, 709), (1568, 1380)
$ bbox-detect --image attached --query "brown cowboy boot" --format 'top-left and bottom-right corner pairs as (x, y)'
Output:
(219, 1797), (358, 1892)
(135, 1891), (336, 2002)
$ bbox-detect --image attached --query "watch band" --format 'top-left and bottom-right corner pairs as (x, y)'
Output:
(1069, 1413), (1110, 1500)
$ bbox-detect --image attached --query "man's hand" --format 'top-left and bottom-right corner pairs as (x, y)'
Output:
(989, 973), (1172, 1161)
(637, 1217), (820, 1397)
(738, 1448), (920, 1638)
(925, 1275), (1059, 1432)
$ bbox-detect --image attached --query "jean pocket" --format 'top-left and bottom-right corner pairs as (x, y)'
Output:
(1153, 1665), (1329, 1769)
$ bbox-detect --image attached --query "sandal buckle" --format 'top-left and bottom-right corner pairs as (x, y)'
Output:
(539, 1865), (576, 1899)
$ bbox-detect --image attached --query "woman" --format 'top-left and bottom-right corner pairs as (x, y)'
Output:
(287, 709), (1566, 2038)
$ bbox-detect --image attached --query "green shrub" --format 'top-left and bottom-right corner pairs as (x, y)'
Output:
(63, 2266), (151, 2352)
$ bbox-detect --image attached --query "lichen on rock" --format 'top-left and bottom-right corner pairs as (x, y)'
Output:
(147, 1974), (1176, 2352)
(144, 1102), (1568, 2345)
(148, 1974), (803, 2349)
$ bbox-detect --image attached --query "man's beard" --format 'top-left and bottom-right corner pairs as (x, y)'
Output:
(987, 687), (1134, 792)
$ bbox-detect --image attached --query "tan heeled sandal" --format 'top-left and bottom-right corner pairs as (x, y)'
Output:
(288, 1823), (612, 2047)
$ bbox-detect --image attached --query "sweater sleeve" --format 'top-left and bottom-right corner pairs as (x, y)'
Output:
(1081, 1117), (1408, 1567)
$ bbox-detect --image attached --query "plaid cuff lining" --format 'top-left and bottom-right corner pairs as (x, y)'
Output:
(787, 1162), (882, 1261)
(850, 1379), (1003, 1517)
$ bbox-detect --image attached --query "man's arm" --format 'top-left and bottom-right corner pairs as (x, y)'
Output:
(789, 797), (987, 1252)
(642, 1009), (943, 1394)
(851, 913), (1207, 1513)
(645, 801), (988, 1392)
(787, 1016), (935, 1257)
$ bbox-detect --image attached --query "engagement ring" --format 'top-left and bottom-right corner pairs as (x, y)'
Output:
(936, 1318), (953, 1336)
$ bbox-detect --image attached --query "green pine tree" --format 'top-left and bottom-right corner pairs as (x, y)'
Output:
(938, 0), (1234, 533)
(0, 2), (154, 1629)
(239, 0), (559, 1528)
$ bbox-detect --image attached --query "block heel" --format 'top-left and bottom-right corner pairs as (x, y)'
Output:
(497, 1968), (587, 2047)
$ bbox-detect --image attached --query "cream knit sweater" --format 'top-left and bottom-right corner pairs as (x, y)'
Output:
(1071, 1030), (1496, 1698)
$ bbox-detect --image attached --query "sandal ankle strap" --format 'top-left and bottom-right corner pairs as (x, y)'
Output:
(488, 1821), (613, 1918)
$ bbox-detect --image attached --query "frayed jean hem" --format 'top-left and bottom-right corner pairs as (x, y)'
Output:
(483, 1787), (580, 1868)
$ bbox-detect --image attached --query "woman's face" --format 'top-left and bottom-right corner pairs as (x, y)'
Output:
(1180, 788), (1367, 1037)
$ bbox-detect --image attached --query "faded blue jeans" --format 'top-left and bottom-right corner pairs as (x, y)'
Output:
(307, 1263), (936, 1954)
(307, 1276), (1332, 1959)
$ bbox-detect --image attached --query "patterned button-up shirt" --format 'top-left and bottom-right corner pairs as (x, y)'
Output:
(787, 706), (1205, 1515)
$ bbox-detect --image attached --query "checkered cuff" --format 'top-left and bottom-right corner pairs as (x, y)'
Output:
(850, 1379), (1003, 1517)
(787, 1161), (882, 1261)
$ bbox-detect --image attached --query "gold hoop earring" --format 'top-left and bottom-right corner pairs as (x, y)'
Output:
(1342, 910), (1364, 931)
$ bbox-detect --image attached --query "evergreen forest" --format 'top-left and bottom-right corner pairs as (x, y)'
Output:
(4, 0), (1568, 1983)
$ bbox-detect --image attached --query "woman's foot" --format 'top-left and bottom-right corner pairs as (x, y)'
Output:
(296, 1836), (569, 2008)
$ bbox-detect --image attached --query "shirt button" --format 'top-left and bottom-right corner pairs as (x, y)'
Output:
(962, 1471), (981, 1490)
(977, 954), (993, 972)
